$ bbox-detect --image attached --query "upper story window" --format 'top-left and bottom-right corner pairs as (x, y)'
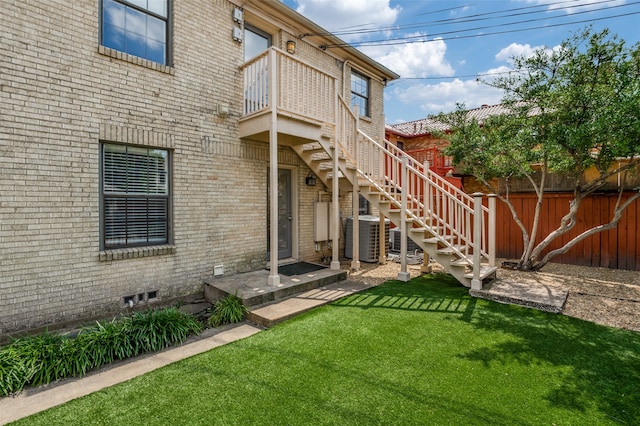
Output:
(101, 143), (171, 249)
(101, 0), (170, 65)
(244, 25), (271, 62)
(351, 70), (370, 117)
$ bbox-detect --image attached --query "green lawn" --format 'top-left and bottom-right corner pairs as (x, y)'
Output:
(15, 274), (640, 425)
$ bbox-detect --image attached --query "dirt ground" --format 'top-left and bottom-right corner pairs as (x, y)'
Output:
(341, 258), (640, 332)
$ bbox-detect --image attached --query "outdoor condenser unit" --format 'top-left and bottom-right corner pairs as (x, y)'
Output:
(389, 228), (422, 253)
(345, 215), (390, 262)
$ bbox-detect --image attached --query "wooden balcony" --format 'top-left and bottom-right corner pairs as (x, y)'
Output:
(239, 47), (337, 146)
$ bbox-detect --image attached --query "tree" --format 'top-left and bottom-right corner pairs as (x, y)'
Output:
(439, 28), (640, 271)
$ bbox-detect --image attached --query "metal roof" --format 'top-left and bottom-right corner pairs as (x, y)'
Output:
(388, 103), (520, 136)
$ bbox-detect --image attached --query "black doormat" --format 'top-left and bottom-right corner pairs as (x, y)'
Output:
(276, 262), (326, 276)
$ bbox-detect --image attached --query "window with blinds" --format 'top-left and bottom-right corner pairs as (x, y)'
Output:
(102, 143), (170, 249)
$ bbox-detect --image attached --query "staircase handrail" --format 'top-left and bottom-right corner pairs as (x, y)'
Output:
(353, 129), (492, 264)
(333, 94), (493, 270)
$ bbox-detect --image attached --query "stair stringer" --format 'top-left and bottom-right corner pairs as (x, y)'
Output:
(291, 137), (357, 192)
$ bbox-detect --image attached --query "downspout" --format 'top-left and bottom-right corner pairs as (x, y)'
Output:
(342, 60), (350, 100)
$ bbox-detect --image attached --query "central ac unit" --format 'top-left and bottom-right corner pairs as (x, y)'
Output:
(389, 228), (422, 253)
(345, 215), (389, 262)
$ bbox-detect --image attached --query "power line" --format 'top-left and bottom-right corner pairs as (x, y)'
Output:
(301, 0), (624, 38)
(329, 0), (618, 37)
(321, 8), (640, 48)
(392, 70), (523, 83)
(413, 0), (616, 25)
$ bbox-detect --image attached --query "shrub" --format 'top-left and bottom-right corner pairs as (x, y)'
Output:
(0, 344), (38, 397)
(208, 293), (247, 327)
(0, 307), (202, 397)
(130, 308), (202, 354)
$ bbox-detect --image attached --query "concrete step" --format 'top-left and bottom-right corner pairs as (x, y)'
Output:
(246, 280), (374, 328)
(204, 265), (347, 308)
(470, 277), (568, 313)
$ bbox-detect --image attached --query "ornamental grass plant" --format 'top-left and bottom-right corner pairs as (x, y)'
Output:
(0, 307), (201, 397)
(208, 292), (247, 327)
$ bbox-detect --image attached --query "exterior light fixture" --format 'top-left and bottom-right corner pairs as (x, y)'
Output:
(305, 172), (316, 186)
(286, 40), (296, 54)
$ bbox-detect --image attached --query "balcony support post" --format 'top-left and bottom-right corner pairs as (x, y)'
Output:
(350, 106), (360, 271)
(378, 113), (387, 265)
(330, 86), (341, 271)
(268, 48), (280, 286)
(398, 155), (410, 282)
(422, 160), (432, 273)
(471, 192), (483, 290)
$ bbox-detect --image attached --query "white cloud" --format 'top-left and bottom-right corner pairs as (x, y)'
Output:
(294, 0), (401, 42)
(495, 42), (562, 65)
(480, 65), (515, 83)
(495, 43), (541, 64)
(291, 1), (454, 79)
(360, 35), (454, 78)
(391, 78), (503, 116)
(523, 0), (625, 14)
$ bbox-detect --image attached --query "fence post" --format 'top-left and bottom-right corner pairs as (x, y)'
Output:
(398, 155), (411, 282)
(471, 192), (483, 290)
(488, 194), (497, 267)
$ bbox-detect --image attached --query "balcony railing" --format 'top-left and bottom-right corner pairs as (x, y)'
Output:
(405, 147), (454, 177)
(241, 47), (336, 125)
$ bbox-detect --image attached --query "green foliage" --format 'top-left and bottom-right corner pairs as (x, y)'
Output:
(130, 308), (202, 353)
(0, 343), (39, 397)
(0, 308), (201, 397)
(208, 293), (247, 327)
(439, 27), (640, 270)
(446, 27), (640, 184)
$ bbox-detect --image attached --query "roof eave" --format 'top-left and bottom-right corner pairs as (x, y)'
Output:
(258, 0), (400, 81)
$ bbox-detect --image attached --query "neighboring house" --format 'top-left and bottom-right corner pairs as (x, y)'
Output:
(385, 104), (511, 178)
(0, 0), (401, 335)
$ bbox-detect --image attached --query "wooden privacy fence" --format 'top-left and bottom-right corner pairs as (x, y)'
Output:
(495, 192), (640, 270)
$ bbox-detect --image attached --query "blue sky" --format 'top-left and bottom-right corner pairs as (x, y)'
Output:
(281, 0), (640, 124)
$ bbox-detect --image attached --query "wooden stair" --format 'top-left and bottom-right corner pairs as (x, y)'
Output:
(291, 100), (497, 289)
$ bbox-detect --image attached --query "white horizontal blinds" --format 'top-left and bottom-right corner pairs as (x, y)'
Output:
(103, 144), (169, 248)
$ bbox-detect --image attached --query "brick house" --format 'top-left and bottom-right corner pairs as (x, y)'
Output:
(2, 0), (499, 336)
(0, 0), (402, 334)
(385, 104), (514, 178)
